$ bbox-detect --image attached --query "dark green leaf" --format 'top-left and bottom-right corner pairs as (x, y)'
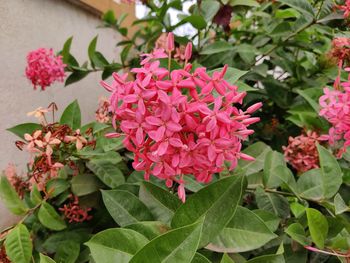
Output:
(64, 70), (89, 86)
(7, 123), (42, 139)
(54, 240), (80, 263)
(255, 187), (290, 218)
(200, 41), (234, 55)
(59, 100), (81, 129)
(125, 221), (170, 240)
(39, 254), (56, 263)
(71, 173), (102, 196)
(87, 160), (125, 188)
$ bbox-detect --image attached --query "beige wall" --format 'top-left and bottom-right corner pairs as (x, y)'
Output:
(0, 0), (133, 229)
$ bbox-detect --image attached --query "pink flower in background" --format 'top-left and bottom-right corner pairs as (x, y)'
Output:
(4, 163), (27, 198)
(336, 0), (350, 18)
(283, 131), (323, 173)
(25, 48), (66, 90)
(102, 33), (261, 202)
(59, 195), (92, 223)
(95, 97), (111, 123)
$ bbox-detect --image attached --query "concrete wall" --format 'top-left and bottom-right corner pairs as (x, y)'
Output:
(0, 0), (131, 229)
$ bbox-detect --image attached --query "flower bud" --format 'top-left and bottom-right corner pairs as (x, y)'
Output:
(184, 42), (192, 61)
(246, 102), (263, 114)
(166, 32), (175, 52)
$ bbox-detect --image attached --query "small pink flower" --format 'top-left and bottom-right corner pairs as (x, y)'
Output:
(64, 129), (87, 150)
(336, 0), (350, 19)
(25, 48), (66, 90)
(166, 32), (175, 53)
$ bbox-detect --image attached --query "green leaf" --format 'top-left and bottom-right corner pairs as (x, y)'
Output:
(65, 70), (89, 86)
(255, 187), (290, 218)
(59, 100), (81, 129)
(306, 208), (328, 248)
(220, 254), (235, 263)
(30, 184), (42, 205)
(87, 160), (125, 188)
(102, 190), (154, 226)
(7, 123), (42, 139)
(297, 88), (323, 113)
(238, 142), (272, 175)
(130, 220), (203, 263)
(46, 179), (70, 198)
(196, 0), (220, 22)
(230, 0), (259, 7)
(54, 240), (80, 263)
(253, 209), (281, 232)
(278, 0), (314, 17)
(285, 223), (310, 246)
(334, 193), (349, 215)
(88, 36), (106, 68)
(38, 202), (67, 231)
(317, 144), (343, 199)
(297, 169), (323, 200)
(200, 41), (234, 55)
(192, 253), (211, 263)
(5, 224), (32, 263)
(40, 254), (56, 263)
(0, 176), (27, 215)
(86, 228), (149, 263)
(61, 36), (76, 66)
(247, 254), (285, 263)
(71, 173), (102, 196)
(172, 176), (246, 247)
(125, 221), (170, 240)
(275, 8), (300, 19)
(103, 10), (116, 24)
(263, 151), (286, 188)
(207, 206), (277, 253)
(139, 181), (181, 224)
(181, 15), (207, 29)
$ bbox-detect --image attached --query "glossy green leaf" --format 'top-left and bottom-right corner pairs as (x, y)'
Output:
(139, 181), (181, 224)
(5, 224), (32, 263)
(208, 206), (277, 252)
(0, 176), (27, 215)
(86, 228), (149, 263)
(7, 123), (42, 139)
(334, 193), (349, 215)
(125, 221), (170, 240)
(255, 187), (290, 218)
(54, 240), (80, 263)
(65, 70), (89, 86)
(130, 220), (203, 263)
(71, 173), (102, 196)
(102, 190), (154, 226)
(253, 209), (280, 232)
(317, 144), (343, 199)
(87, 160), (125, 188)
(285, 223), (310, 246)
(306, 208), (328, 248)
(59, 100), (81, 129)
(238, 142), (272, 175)
(172, 176), (246, 247)
(40, 254), (56, 263)
(38, 202), (67, 231)
(200, 41), (234, 55)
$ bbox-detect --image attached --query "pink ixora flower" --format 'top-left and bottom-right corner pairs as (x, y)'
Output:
(101, 33), (261, 202)
(282, 131), (323, 173)
(25, 48), (66, 90)
(336, 0), (350, 19)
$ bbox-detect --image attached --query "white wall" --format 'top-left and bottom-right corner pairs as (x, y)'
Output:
(0, 0), (123, 229)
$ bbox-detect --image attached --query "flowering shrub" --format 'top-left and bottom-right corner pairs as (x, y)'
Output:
(2, 1), (350, 263)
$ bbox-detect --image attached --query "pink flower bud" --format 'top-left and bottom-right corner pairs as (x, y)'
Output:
(240, 153), (255, 161)
(166, 32), (175, 52)
(184, 42), (192, 61)
(246, 102), (263, 114)
(241, 117), (260, 125)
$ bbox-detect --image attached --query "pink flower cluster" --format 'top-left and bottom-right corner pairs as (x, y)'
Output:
(336, 0), (350, 19)
(25, 48), (66, 90)
(59, 195), (92, 223)
(101, 33), (261, 202)
(282, 131), (322, 173)
(319, 75), (350, 156)
(95, 97), (111, 123)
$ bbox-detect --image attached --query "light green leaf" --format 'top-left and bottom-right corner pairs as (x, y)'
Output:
(192, 253), (211, 263)
(59, 100), (81, 130)
(172, 176), (246, 247)
(102, 190), (154, 226)
(54, 240), (80, 263)
(5, 224), (33, 263)
(263, 151), (286, 188)
(285, 223), (311, 246)
(7, 123), (42, 139)
(86, 228), (149, 263)
(200, 41), (234, 55)
(0, 176), (27, 215)
(221, 254), (235, 263)
(247, 254), (285, 263)
(253, 209), (280, 232)
(181, 15), (207, 29)
(130, 220), (203, 263)
(40, 254), (56, 263)
(125, 221), (170, 240)
(278, 0), (314, 17)
(255, 187), (290, 218)
(38, 202), (67, 231)
(208, 206), (277, 253)
(306, 208), (328, 248)
(87, 160), (125, 188)
(297, 169), (323, 200)
(317, 144), (343, 199)
(71, 173), (102, 196)
(139, 181), (181, 224)
(230, 0), (259, 7)
(334, 193), (349, 215)
(238, 142), (272, 175)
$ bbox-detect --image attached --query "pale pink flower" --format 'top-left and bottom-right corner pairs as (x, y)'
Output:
(27, 107), (50, 124)
(25, 48), (66, 90)
(24, 130), (44, 153)
(64, 129), (88, 150)
(95, 97), (111, 123)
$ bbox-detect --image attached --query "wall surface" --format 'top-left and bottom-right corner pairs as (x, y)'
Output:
(0, 0), (132, 229)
